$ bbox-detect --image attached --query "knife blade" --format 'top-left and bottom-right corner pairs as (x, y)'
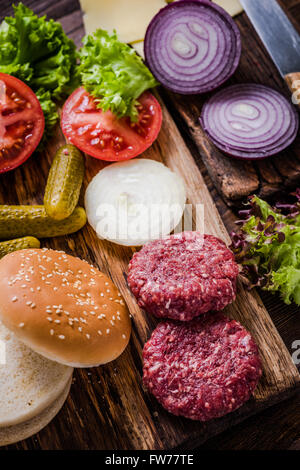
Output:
(241, 0), (300, 105)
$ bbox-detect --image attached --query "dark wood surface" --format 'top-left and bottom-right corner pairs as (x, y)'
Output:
(0, 0), (300, 451)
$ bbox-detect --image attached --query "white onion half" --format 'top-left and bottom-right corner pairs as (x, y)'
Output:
(85, 159), (186, 246)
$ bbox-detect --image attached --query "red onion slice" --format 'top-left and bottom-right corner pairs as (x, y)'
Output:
(201, 84), (299, 160)
(144, 0), (241, 94)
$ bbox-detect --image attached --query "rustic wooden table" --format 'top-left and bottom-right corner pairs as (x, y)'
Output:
(1, 0), (300, 450)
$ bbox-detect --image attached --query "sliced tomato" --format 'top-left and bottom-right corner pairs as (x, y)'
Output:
(0, 73), (44, 173)
(61, 88), (162, 161)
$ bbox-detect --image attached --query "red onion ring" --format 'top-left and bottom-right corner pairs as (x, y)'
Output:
(201, 84), (299, 159)
(144, 0), (241, 94)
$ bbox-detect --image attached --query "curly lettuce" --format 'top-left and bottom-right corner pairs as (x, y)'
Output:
(0, 3), (78, 136)
(230, 191), (300, 306)
(78, 29), (158, 121)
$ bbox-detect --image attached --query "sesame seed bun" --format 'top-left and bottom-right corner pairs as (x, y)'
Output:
(0, 249), (131, 367)
(0, 378), (72, 446)
(0, 319), (72, 446)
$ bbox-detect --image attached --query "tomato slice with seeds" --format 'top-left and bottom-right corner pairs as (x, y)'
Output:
(61, 87), (162, 161)
(0, 73), (44, 174)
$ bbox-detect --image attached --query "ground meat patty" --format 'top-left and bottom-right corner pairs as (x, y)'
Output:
(143, 313), (262, 421)
(128, 232), (239, 321)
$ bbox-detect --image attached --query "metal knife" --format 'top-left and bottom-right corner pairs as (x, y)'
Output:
(240, 0), (300, 106)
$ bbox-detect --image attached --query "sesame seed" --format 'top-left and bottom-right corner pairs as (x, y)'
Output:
(12, 296), (18, 302)
(47, 317), (53, 322)
(86, 334), (90, 339)
(50, 329), (54, 336)
(106, 329), (110, 334)
(58, 335), (65, 340)
(98, 330), (102, 335)
(54, 319), (61, 324)
(18, 322), (25, 328)
(122, 334), (126, 339)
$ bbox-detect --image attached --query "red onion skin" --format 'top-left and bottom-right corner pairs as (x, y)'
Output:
(144, 0), (241, 95)
(200, 84), (299, 160)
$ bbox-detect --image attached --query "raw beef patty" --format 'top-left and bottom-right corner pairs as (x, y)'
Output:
(128, 232), (239, 321)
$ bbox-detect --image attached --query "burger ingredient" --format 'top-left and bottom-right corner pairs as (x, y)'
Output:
(61, 89), (162, 161)
(201, 84), (299, 159)
(128, 232), (239, 320)
(0, 73), (45, 173)
(0, 236), (40, 259)
(80, 0), (166, 44)
(0, 206), (86, 240)
(144, 0), (241, 94)
(0, 320), (72, 429)
(44, 145), (85, 221)
(85, 159), (186, 246)
(0, 248), (131, 367)
(0, 3), (78, 138)
(77, 29), (158, 121)
(230, 190), (300, 305)
(143, 313), (262, 421)
(213, 0), (243, 16)
(0, 377), (71, 446)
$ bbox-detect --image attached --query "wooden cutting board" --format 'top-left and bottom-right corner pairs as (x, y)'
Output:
(1, 0), (299, 450)
(163, 0), (300, 206)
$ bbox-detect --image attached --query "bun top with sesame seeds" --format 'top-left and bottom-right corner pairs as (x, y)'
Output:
(0, 248), (131, 367)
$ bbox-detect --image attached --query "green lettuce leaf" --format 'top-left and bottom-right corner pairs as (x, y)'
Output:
(35, 89), (59, 143)
(0, 3), (78, 136)
(230, 193), (300, 306)
(78, 29), (158, 121)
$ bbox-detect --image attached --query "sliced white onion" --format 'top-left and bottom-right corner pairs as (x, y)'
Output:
(84, 159), (186, 246)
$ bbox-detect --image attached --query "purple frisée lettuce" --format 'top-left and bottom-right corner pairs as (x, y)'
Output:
(230, 191), (300, 306)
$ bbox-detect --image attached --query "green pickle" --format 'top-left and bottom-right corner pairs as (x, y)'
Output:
(44, 144), (85, 221)
(0, 236), (40, 259)
(0, 205), (87, 240)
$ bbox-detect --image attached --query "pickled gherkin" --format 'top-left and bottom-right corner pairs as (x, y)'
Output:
(0, 237), (40, 259)
(44, 145), (85, 221)
(0, 205), (86, 240)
